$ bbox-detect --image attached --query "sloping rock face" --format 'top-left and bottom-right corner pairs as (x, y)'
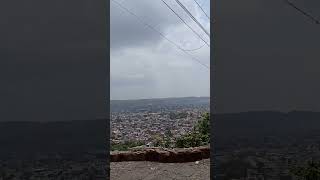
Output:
(110, 146), (210, 163)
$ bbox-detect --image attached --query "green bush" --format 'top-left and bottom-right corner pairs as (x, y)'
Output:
(176, 113), (210, 148)
(152, 130), (174, 148)
(290, 160), (320, 180)
(194, 112), (210, 135)
(152, 134), (164, 147)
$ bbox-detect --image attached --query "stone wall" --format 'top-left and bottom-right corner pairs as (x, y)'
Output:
(110, 146), (210, 163)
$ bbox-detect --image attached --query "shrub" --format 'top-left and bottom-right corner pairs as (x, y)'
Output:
(290, 160), (320, 180)
(194, 112), (210, 136)
(175, 113), (210, 148)
(153, 134), (165, 147)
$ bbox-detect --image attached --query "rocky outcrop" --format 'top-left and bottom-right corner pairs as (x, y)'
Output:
(110, 146), (210, 163)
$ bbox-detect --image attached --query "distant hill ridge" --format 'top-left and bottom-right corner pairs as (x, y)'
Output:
(111, 96), (209, 102)
(111, 96), (209, 112)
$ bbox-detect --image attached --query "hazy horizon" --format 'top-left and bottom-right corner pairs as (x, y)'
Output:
(110, 95), (210, 101)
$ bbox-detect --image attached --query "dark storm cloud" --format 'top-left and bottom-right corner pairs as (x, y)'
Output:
(0, 0), (107, 121)
(214, 0), (320, 113)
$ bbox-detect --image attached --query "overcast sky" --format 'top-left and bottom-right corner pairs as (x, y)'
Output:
(215, 0), (320, 113)
(110, 0), (210, 100)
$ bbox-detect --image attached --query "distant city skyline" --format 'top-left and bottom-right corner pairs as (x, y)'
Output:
(110, 0), (210, 100)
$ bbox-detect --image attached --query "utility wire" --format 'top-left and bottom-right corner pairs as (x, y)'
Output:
(193, 0), (209, 19)
(160, 0), (210, 47)
(192, 0), (209, 20)
(192, 0), (216, 24)
(112, 0), (206, 50)
(175, 0), (210, 36)
(183, 43), (205, 51)
(285, 0), (320, 24)
(111, 0), (209, 69)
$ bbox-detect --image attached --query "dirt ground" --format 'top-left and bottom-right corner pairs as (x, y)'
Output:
(110, 158), (210, 180)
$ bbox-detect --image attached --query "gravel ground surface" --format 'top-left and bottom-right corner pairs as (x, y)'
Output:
(110, 158), (210, 180)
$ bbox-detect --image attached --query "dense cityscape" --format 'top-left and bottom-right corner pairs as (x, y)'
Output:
(111, 108), (208, 145)
(111, 97), (209, 146)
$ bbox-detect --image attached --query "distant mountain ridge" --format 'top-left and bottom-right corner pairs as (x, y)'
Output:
(111, 96), (209, 112)
(111, 96), (209, 102)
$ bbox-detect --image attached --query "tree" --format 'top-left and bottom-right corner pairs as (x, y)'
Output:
(153, 134), (164, 147)
(164, 129), (173, 148)
(290, 160), (320, 180)
(175, 112), (210, 148)
(194, 112), (210, 136)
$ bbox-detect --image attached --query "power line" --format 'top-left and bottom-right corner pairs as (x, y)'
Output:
(160, 0), (210, 47)
(183, 43), (205, 51)
(175, 0), (210, 37)
(111, 0), (209, 69)
(192, 0), (209, 19)
(285, 0), (320, 24)
(112, 0), (206, 50)
(192, 0), (216, 24)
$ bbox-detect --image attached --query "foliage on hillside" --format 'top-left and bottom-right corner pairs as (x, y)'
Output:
(111, 140), (144, 151)
(176, 112), (210, 148)
(152, 130), (174, 148)
(290, 160), (320, 180)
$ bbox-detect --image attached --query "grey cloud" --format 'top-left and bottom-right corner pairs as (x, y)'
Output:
(111, 0), (184, 50)
(110, 0), (210, 100)
(110, 46), (209, 100)
(111, 73), (155, 87)
(110, 0), (211, 50)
